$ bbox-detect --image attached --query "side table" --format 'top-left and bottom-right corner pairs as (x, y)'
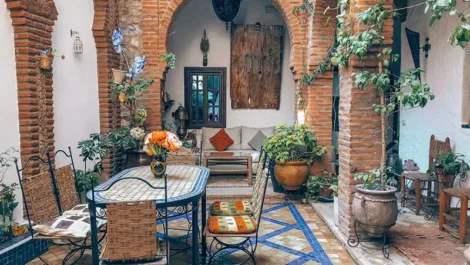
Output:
(203, 155), (253, 185)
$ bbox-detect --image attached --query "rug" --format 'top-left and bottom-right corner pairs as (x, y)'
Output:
(390, 226), (466, 265)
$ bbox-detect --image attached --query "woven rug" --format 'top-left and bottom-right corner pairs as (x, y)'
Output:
(390, 226), (466, 265)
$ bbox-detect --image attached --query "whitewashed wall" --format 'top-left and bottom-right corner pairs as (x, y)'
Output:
(164, 0), (296, 128)
(52, 0), (100, 169)
(399, 0), (470, 189)
(0, 1), (23, 221)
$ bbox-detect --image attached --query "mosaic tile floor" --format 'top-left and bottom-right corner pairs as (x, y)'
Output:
(28, 202), (355, 265)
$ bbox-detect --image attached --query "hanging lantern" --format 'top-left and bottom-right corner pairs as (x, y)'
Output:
(211, 0), (242, 30)
(70, 30), (83, 55)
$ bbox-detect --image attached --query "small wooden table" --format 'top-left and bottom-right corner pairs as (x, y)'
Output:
(203, 155), (253, 185)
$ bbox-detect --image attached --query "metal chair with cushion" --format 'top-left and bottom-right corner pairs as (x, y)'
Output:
(204, 151), (270, 265)
(15, 154), (107, 265)
(208, 147), (266, 217)
(401, 135), (451, 215)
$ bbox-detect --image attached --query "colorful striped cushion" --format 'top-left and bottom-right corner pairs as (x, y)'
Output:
(210, 200), (253, 216)
(208, 216), (257, 234)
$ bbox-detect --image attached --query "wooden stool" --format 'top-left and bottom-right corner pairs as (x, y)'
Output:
(439, 188), (470, 243)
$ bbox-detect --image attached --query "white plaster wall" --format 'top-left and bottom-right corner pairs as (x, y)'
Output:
(399, 0), (470, 185)
(52, 0), (100, 169)
(0, 1), (23, 221)
(165, 0), (295, 128)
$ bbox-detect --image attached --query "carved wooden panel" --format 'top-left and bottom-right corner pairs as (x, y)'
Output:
(231, 24), (283, 109)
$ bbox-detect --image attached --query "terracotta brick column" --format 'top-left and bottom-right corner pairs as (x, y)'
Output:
(305, 0), (337, 174)
(93, 0), (122, 177)
(5, 0), (58, 176)
(337, 0), (394, 237)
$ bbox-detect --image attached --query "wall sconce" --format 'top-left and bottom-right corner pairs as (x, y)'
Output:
(420, 37), (431, 58)
(172, 106), (189, 139)
(70, 30), (83, 55)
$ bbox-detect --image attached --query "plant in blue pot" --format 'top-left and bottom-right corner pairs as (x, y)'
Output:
(143, 131), (182, 178)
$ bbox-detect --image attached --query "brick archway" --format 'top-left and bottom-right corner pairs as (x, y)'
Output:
(141, 0), (309, 130)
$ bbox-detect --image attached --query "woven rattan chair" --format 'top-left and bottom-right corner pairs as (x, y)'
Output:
(90, 172), (169, 264)
(439, 188), (470, 243)
(204, 152), (270, 265)
(208, 148), (267, 217)
(15, 154), (106, 265)
(401, 135), (451, 215)
(53, 147), (81, 212)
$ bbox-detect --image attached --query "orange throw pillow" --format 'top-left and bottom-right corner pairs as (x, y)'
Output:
(209, 129), (234, 151)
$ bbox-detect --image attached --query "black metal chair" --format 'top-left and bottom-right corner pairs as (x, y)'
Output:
(88, 172), (170, 264)
(204, 151), (270, 265)
(15, 153), (107, 265)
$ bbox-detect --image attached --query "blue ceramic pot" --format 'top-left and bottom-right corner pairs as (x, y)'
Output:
(150, 154), (166, 178)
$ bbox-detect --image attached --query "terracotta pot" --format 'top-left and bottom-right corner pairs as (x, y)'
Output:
(352, 185), (398, 237)
(319, 184), (333, 198)
(112, 69), (127, 84)
(274, 161), (309, 191)
(39, 54), (52, 70)
(436, 167), (455, 184)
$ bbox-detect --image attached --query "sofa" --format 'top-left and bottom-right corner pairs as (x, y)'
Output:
(200, 126), (275, 174)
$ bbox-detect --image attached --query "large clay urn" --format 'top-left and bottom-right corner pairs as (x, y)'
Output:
(352, 185), (398, 237)
(273, 161), (309, 191)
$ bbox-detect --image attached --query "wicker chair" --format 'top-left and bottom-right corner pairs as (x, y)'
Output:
(15, 154), (106, 265)
(53, 147), (81, 212)
(439, 188), (470, 243)
(401, 135), (451, 215)
(204, 151), (270, 265)
(89, 172), (170, 264)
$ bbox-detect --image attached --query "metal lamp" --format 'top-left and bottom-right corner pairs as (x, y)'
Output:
(173, 106), (189, 139)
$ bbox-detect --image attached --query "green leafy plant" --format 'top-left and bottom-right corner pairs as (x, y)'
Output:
(303, 170), (338, 202)
(106, 126), (140, 152)
(263, 124), (327, 165)
(74, 169), (100, 193)
(0, 148), (20, 240)
(160, 53), (176, 69)
(427, 151), (469, 176)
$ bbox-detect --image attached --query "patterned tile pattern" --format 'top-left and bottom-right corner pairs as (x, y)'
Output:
(90, 165), (210, 204)
(28, 202), (355, 265)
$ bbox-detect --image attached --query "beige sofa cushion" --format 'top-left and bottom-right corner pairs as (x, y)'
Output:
(241, 126), (275, 150)
(202, 127), (241, 150)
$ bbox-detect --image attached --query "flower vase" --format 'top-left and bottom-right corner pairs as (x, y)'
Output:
(150, 154), (166, 178)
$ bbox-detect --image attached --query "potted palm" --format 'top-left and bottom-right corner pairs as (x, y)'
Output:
(427, 152), (469, 184)
(264, 124), (327, 191)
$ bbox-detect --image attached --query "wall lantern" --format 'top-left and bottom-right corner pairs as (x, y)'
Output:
(70, 30), (83, 55)
(172, 106), (189, 139)
(211, 0), (242, 30)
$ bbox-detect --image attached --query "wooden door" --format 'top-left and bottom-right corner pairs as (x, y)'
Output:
(231, 24), (283, 109)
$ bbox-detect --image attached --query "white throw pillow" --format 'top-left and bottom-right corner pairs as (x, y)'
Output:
(241, 126), (275, 150)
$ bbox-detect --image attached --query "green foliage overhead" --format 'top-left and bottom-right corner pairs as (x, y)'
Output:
(263, 124), (327, 165)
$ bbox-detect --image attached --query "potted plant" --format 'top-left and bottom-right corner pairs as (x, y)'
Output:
(427, 152), (469, 184)
(264, 124), (327, 191)
(303, 170), (338, 201)
(39, 48), (65, 70)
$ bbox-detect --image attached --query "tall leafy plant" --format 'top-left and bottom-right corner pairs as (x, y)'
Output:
(0, 148), (20, 239)
(294, 1), (438, 190)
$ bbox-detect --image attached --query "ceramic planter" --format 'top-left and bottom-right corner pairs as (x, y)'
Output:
(150, 154), (166, 178)
(112, 69), (127, 84)
(334, 196), (339, 226)
(319, 184), (333, 198)
(39, 54), (53, 70)
(352, 185), (398, 237)
(274, 161), (309, 191)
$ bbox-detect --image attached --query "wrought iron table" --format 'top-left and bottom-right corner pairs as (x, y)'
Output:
(87, 165), (210, 265)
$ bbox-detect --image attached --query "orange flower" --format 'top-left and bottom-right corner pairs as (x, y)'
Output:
(150, 131), (167, 146)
